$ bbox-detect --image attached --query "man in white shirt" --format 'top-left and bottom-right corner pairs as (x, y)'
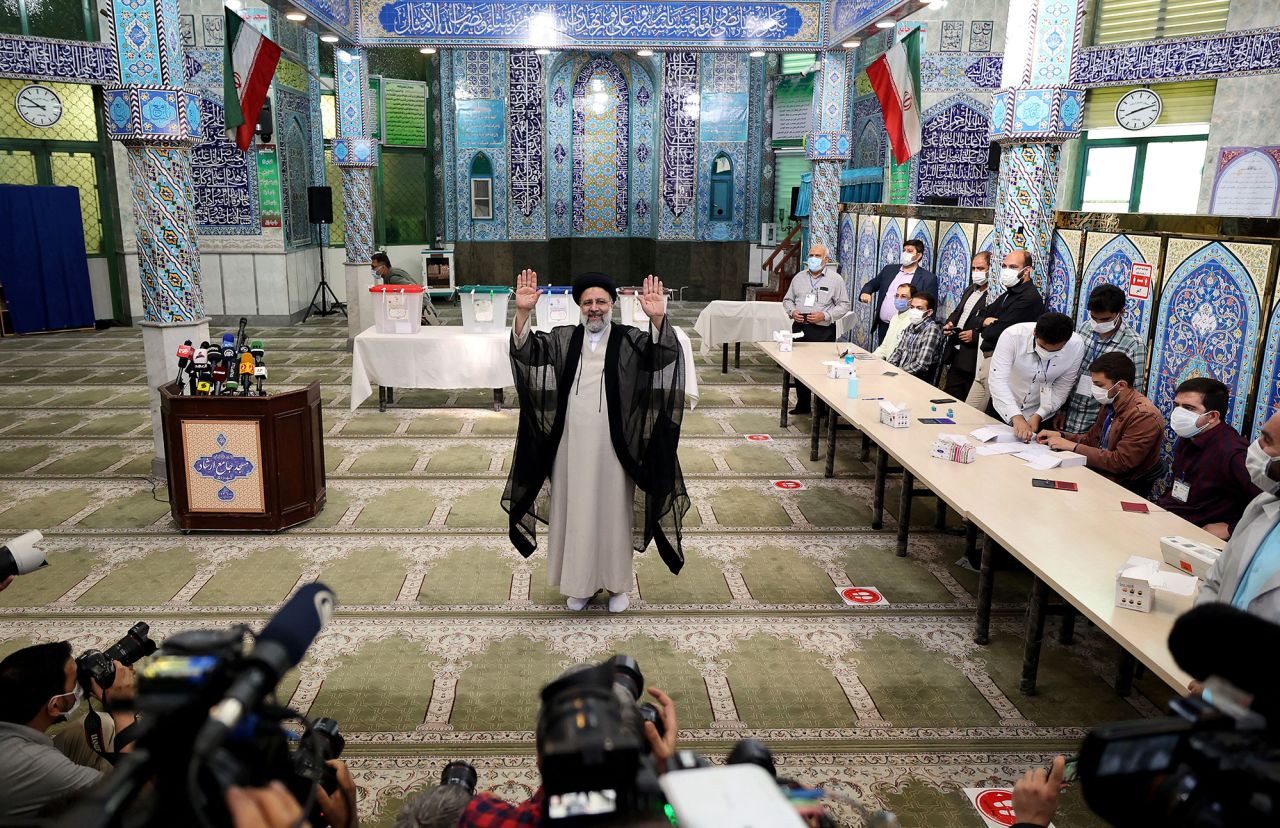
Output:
(782, 244), (851, 414)
(987, 312), (1084, 442)
(871, 283), (916, 360)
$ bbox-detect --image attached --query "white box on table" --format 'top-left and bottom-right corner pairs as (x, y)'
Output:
(772, 330), (803, 352)
(879, 401), (910, 428)
(931, 434), (975, 464)
(458, 285), (512, 332)
(369, 284), (424, 334)
(1115, 573), (1154, 613)
(617, 287), (672, 326)
(535, 286), (579, 328)
(1159, 536), (1221, 579)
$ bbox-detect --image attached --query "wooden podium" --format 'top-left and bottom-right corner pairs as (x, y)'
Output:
(159, 382), (326, 531)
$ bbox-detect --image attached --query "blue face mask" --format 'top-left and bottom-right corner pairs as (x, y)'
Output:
(894, 298), (909, 312)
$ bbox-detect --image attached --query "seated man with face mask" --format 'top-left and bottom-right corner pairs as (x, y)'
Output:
(886, 291), (945, 381)
(871, 283), (916, 360)
(781, 244), (850, 415)
(1195, 408), (1280, 624)
(1035, 351), (1165, 496)
(1156, 377), (1260, 540)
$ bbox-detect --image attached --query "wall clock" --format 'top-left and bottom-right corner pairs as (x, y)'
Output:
(16, 84), (63, 128)
(1115, 88), (1161, 131)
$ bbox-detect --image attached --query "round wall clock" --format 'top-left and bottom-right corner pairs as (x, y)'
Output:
(1115, 88), (1162, 131)
(16, 84), (63, 128)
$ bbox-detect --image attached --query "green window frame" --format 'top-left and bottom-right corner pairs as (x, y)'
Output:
(1073, 133), (1208, 213)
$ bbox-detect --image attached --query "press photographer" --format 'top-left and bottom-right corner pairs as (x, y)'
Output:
(0, 640), (134, 819)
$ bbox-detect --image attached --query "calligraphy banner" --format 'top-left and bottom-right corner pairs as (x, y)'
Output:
(257, 147), (282, 228)
(1209, 146), (1280, 218)
(0, 34), (117, 85)
(361, 0), (823, 49)
(456, 98), (505, 148)
(291, 0), (354, 35)
(772, 75), (812, 141)
(191, 97), (261, 235)
(181, 421), (265, 513)
(828, 0), (908, 47)
(700, 92), (749, 141)
(1072, 27), (1280, 87)
(914, 96), (992, 207)
(383, 78), (428, 146)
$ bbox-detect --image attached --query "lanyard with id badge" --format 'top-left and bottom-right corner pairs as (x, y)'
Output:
(1171, 478), (1191, 502)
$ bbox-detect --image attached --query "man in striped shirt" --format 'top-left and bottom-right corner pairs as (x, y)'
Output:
(1055, 284), (1146, 434)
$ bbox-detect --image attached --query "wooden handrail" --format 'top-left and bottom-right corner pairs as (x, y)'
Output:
(762, 222), (803, 276)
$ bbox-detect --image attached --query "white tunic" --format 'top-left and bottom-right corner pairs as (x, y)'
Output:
(540, 324), (636, 598)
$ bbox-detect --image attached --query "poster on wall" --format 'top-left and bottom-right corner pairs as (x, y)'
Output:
(257, 147), (282, 228)
(772, 76), (812, 142)
(888, 158), (910, 204)
(700, 92), (749, 141)
(382, 79), (427, 146)
(1209, 146), (1280, 217)
(916, 102), (991, 206)
(456, 98), (505, 148)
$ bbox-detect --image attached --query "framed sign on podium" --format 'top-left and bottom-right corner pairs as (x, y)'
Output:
(159, 381), (326, 531)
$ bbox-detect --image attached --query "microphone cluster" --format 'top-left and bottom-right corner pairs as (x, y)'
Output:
(175, 334), (268, 397)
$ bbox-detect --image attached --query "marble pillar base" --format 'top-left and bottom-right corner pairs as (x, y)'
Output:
(140, 318), (210, 475)
(345, 263), (375, 343)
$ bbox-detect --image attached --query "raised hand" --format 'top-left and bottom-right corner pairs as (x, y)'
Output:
(638, 274), (667, 325)
(514, 269), (541, 312)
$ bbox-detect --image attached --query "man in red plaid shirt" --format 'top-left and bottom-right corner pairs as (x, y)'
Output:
(457, 688), (677, 827)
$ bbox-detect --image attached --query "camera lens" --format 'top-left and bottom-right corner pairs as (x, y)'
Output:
(104, 622), (158, 666)
(441, 760), (478, 795)
(727, 739), (777, 778)
(611, 655), (644, 702)
(638, 702), (664, 738)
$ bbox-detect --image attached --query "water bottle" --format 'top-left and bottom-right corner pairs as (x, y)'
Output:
(847, 375), (859, 398)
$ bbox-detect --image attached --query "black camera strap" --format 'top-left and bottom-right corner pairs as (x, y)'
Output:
(81, 697), (130, 766)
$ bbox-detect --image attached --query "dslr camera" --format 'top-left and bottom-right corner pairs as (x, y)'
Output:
(76, 622), (158, 692)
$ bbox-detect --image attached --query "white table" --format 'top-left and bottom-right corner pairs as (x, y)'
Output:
(693, 300), (787, 372)
(350, 325), (700, 412)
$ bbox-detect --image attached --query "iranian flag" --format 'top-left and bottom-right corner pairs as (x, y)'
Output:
(223, 8), (281, 151)
(867, 27), (923, 165)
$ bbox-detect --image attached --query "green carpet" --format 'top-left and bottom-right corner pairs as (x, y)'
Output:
(0, 306), (1162, 827)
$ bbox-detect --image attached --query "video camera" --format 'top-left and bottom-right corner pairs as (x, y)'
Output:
(1077, 604), (1280, 828)
(12, 583), (339, 828)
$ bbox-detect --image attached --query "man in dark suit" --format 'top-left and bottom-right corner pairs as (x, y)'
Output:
(940, 251), (992, 399)
(965, 248), (1044, 411)
(858, 239), (938, 346)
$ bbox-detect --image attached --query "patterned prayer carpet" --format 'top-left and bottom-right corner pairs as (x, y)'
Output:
(0, 304), (1172, 826)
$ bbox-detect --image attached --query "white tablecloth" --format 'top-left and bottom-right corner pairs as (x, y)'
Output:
(350, 325), (700, 411)
(693, 300), (788, 353)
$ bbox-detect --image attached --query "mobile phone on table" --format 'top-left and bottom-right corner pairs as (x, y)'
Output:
(1032, 478), (1078, 491)
(930, 398), (956, 404)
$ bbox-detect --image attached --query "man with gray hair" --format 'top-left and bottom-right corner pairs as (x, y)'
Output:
(393, 783), (473, 828)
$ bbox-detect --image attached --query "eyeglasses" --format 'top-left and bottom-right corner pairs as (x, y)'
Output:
(580, 299), (612, 308)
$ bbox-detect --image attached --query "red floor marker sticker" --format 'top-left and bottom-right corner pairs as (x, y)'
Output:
(963, 788), (1056, 828)
(744, 434), (773, 442)
(837, 586), (889, 606)
(772, 479), (806, 490)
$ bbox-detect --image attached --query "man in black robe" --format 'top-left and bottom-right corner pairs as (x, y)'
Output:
(502, 270), (689, 613)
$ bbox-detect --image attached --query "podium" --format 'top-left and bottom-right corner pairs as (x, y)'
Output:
(159, 382), (326, 532)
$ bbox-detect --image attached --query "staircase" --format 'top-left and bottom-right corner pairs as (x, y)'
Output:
(747, 223), (803, 302)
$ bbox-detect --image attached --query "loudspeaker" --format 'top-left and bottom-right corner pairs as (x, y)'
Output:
(307, 186), (333, 225)
(255, 98), (273, 143)
(987, 142), (1001, 172)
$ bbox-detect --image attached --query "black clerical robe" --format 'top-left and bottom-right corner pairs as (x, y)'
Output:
(502, 320), (689, 575)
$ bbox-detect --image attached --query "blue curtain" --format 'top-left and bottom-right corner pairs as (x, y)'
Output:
(0, 185), (95, 334)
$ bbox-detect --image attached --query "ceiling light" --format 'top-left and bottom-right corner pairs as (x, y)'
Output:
(749, 50), (766, 57)
(875, 18), (896, 28)
(842, 40), (861, 48)
(320, 34), (339, 43)
(285, 11), (307, 22)
(419, 47), (436, 54)
(535, 48), (551, 55)
(637, 49), (654, 57)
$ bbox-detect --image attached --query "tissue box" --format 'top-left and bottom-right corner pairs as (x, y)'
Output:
(931, 434), (975, 464)
(879, 401), (910, 428)
(1115, 573), (1154, 613)
(1159, 536), (1221, 579)
(826, 362), (855, 379)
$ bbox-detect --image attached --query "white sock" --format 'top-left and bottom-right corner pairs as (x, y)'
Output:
(567, 596), (590, 611)
(607, 592), (630, 613)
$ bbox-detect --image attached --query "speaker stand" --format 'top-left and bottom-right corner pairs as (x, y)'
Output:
(305, 223), (346, 321)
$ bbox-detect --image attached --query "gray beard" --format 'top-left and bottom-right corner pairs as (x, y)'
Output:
(583, 315), (608, 333)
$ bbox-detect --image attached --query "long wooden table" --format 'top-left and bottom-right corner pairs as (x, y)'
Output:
(758, 340), (1221, 695)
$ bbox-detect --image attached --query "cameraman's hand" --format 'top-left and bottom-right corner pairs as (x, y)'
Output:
(1012, 755), (1065, 828)
(104, 661), (137, 703)
(644, 686), (678, 774)
(316, 760), (358, 828)
(0, 574), (13, 592)
(226, 781), (310, 828)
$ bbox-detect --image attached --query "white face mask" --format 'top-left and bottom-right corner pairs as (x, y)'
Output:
(1246, 440), (1280, 492)
(1170, 407), (1206, 439)
(50, 684), (83, 720)
(1090, 316), (1119, 335)
(971, 269), (989, 285)
(1034, 345), (1054, 361)
(907, 308), (926, 324)
(900, 250), (917, 266)
(807, 257), (823, 272)
(1090, 383), (1116, 405)
(999, 267), (1022, 288)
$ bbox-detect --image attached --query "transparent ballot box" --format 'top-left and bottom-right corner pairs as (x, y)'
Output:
(458, 285), (513, 332)
(370, 284), (424, 334)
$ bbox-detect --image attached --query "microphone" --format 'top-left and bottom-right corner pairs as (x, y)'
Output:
(235, 317), (248, 351)
(1169, 603), (1280, 717)
(211, 364), (228, 395)
(0, 530), (46, 581)
(220, 333), (236, 368)
(174, 340), (193, 393)
(238, 353), (255, 395)
(192, 343), (211, 395)
(194, 582), (336, 757)
(223, 379), (239, 395)
(251, 340), (267, 396)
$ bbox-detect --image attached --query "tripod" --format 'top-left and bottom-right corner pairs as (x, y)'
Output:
(305, 222), (346, 320)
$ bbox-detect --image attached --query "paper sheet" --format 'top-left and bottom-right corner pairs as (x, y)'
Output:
(1119, 556), (1199, 596)
(975, 443), (1025, 456)
(970, 424), (1017, 443)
